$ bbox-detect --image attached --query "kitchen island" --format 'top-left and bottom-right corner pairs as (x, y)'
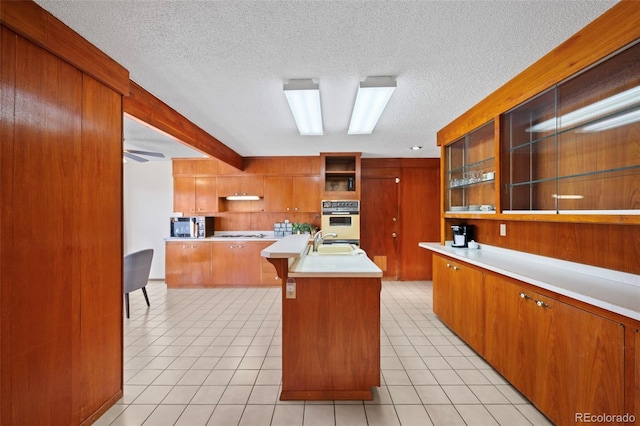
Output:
(261, 235), (383, 400)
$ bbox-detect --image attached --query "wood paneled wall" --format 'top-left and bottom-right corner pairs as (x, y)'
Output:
(460, 219), (640, 275)
(1, 2), (127, 424)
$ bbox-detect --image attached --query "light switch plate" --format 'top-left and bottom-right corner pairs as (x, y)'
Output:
(500, 223), (507, 236)
(285, 278), (296, 299)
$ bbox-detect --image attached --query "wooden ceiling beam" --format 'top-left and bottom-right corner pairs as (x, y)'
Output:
(124, 80), (244, 170)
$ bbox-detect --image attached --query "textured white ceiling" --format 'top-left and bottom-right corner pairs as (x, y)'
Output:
(36, 0), (618, 160)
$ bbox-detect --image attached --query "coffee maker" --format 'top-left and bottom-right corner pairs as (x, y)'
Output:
(451, 225), (474, 248)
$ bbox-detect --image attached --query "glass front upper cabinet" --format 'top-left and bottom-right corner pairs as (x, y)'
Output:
(445, 121), (496, 213)
(501, 40), (640, 214)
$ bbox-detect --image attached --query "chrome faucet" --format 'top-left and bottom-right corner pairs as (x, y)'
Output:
(312, 230), (338, 252)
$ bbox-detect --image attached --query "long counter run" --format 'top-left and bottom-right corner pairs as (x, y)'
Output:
(261, 235), (383, 400)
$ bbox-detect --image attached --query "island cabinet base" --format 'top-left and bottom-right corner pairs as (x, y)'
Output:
(280, 276), (381, 401)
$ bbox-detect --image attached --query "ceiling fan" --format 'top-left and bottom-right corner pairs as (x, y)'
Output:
(123, 149), (165, 163)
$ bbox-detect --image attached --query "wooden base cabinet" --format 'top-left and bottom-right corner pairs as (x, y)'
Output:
(281, 277), (381, 400)
(484, 272), (625, 425)
(166, 241), (282, 288)
(210, 242), (262, 286)
(432, 255), (484, 353)
(165, 242), (211, 287)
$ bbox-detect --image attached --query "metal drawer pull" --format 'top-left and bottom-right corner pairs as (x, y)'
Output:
(535, 300), (551, 308)
(519, 292), (532, 300)
(453, 266), (460, 271)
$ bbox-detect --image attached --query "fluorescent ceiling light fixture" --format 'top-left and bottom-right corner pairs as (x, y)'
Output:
(527, 85), (640, 132)
(348, 76), (397, 135)
(226, 195), (260, 201)
(579, 108), (640, 132)
(283, 79), (323, 135)
(410, 145), (422, 150)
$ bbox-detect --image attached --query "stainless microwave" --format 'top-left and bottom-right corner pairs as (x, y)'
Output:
(170, 216), (215, 238)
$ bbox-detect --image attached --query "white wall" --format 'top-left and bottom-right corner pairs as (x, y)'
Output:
(124, 161), (173, 279)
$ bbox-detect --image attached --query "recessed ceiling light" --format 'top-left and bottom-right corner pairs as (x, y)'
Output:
(410, 145), (422, 150)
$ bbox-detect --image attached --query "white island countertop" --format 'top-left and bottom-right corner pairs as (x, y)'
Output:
(420, 242), (640, 322)
(261, 235), (382, 278)
(260, 234), (310, 258)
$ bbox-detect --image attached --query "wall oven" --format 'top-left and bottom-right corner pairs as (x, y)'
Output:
(320, 200), (360, 244)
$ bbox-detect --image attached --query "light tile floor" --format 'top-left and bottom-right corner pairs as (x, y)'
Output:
(96, 281), (551, 426)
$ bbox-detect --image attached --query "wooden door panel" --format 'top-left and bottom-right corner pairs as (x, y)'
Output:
(400, 165), (439, 280)
(0, 26), (17, 426)
(361, 177), (399, 278)
(78, 74), (123, 418)
(10, 37), (83, 426)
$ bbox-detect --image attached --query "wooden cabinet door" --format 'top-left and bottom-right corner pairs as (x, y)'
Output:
(432, 255), (454, 326)
(484, 273), (536, 397)
(264, 176), (320, 213)
(532, 293), (624, 425)
(484, 272), (625, 425)
(175, 177), (217, 214)
(217, 176), (264, 197)
(449, 261), (483, 352)
(432, 255), (483, 352)
(165, 242), (210, 287)
(292, 175), (320, 212)
(264, 176), (293, 212)
(174, 177), (196, 214)
(195, 177), (218, 213)
(211, 242), (261, 285)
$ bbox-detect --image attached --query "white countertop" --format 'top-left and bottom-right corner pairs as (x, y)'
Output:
(420, 242), (640, 322)
(288, 250), (382, 278)
(260, 234), (310, 258)
(166, 231), (282, 242)
(261, 235), (383, 278)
